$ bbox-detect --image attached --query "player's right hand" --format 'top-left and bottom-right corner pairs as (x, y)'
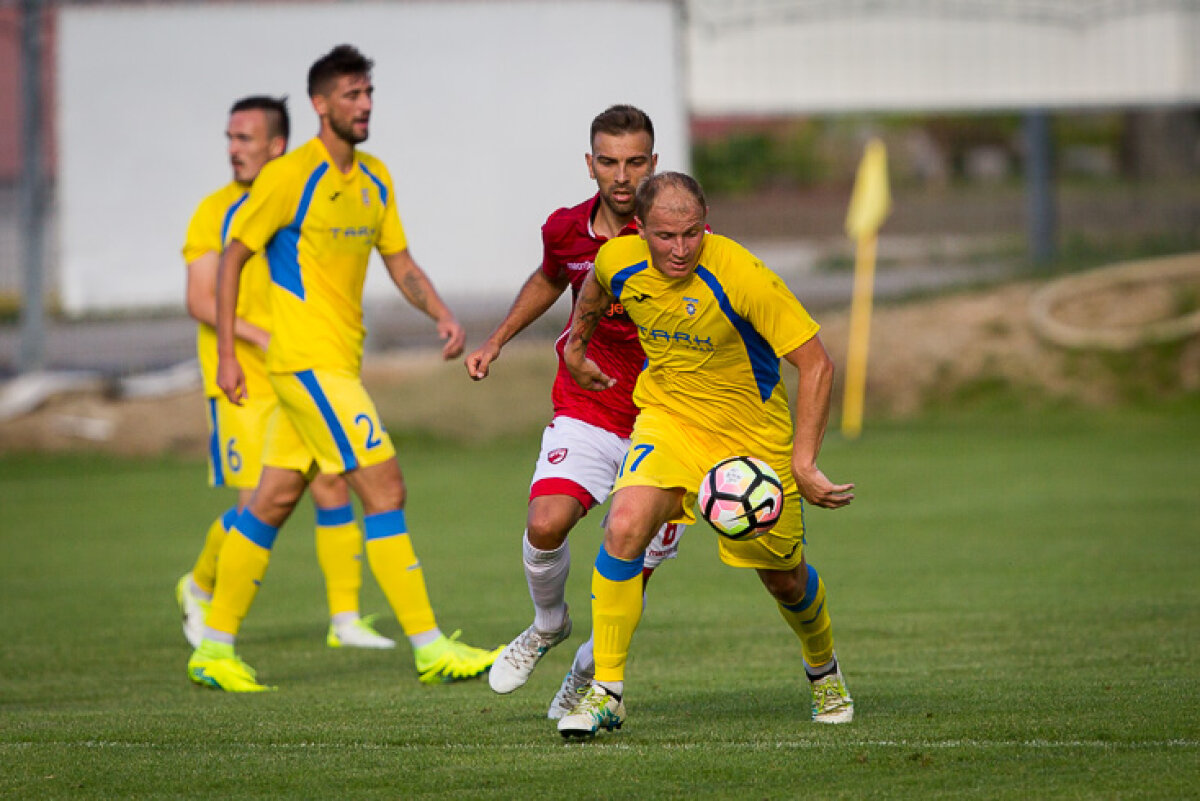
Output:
(464, 342), (500, 380)
(217, 357), (248, 406)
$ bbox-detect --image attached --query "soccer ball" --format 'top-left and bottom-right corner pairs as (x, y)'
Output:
(696, 456), (784, 540)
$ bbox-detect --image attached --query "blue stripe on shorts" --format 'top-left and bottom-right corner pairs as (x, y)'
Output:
(294, 370), (358, 472)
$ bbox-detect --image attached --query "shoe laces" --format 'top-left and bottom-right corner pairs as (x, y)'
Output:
(505, 626), (555, 666)
(576, 684), (616, 717)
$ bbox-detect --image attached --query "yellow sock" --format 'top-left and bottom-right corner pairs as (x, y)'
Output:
(777, 563), (835, 669)
(363, 510), (437, 637)
(315, 504), (363, 619)
(592, 546), (645, 685)
(191, 507), (237, 595)
(206, 512), (277, 637)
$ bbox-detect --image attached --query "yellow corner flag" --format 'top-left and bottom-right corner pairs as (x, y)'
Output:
(841, 138), (891, 439)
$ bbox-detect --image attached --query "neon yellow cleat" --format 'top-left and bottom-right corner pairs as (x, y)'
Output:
(327, 613), (396, 650)
(413, 630), (502, 685)
(187, 640), (274, 693)
(175, 573), (211, 649)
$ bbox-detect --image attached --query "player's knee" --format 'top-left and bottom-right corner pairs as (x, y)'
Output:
(604, 508), (654, 559)
(526, 510), (572, 549)
(251, 483), (305, 524)
(759, 566), (804, 604)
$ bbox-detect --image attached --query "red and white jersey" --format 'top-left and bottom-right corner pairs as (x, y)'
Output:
(541, 194), (644, 438)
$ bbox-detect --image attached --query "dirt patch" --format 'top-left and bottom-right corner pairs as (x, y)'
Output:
(2, 279), (1197, 457)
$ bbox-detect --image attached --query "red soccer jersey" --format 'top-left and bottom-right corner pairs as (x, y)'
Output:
(541, 194), (644, 438)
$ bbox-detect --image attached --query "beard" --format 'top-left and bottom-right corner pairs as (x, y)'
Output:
(330, 115), (368, 145)
(600, 187), (635, 218)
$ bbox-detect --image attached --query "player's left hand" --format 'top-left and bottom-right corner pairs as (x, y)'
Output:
(567, 357), (617, 392)
(793, 463), (854, 509)
(437, 316), (466, 360)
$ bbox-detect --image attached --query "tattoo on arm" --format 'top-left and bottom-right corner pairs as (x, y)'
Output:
(401, 272), (429, 312)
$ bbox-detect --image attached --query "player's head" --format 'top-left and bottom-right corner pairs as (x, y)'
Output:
(587, 105), (657, 221)
(226, 95), (289, 185)
(635, 171), (708, 279)
(308, 44), (374, 145)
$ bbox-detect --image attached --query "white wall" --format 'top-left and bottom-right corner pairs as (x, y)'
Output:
(688, 3), (1200, 114)
(57, 0), (687, 314)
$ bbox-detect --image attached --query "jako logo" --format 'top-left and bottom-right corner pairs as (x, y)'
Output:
(548, 448), (568, 464)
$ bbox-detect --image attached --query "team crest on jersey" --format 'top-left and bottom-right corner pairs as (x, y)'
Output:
(684, 296), (700, 316)
(548, 448), (568, 464)
(361, 188), (371, 206)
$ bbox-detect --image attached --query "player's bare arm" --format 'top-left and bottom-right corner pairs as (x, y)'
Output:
(465, 267), (571, 380)
(186, 251), (270, 350)
(381, 248), (466, 360)
(563, 269), (617, 391)
(785, 335), (855, 509)
(215, 239), (255, 405)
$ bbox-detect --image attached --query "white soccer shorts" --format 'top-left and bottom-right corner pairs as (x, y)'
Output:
(529, 415), (684, 566)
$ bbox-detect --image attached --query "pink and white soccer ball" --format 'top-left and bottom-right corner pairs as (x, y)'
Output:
(696, 456), (784, 540)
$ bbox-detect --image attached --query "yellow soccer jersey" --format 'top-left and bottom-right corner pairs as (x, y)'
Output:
(182, 182), (273, 398)
(593, 232), (820, 449)
(228, 138), (408, 375)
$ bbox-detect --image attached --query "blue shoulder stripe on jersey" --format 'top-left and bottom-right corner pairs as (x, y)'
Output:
(594, 545), (645, 582)
(359, 161), (388, 207)
(295, 369), (359, 472)
(695, 264), (780, 402)
(267, 163), (328, 300)
(206, 398), (224, 487)
(610, 260), (650, 302)
(220, 192), (250, 246)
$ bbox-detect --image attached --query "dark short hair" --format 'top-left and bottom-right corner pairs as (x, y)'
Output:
(634, 171), (707, 222)
(308, 44), (373, 98)
(590, 104), (655, 150)
(229, 95), (290, 143)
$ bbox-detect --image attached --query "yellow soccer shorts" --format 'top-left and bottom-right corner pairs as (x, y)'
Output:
(612, 405), (806, 571)
(205, 393), (274, 490)
(265, 368), (396, 475)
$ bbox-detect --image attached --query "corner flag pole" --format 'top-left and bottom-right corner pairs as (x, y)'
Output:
(841, 138), (891, 439)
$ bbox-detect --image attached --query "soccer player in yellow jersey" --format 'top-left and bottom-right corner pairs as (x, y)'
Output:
(558, 172), (856, 738)
(187, 44), (498, 692)
(176, 95), (394, 653)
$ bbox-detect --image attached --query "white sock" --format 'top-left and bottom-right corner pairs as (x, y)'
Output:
(331, 611), (360, 627)
(523, 532), (570, 633)
(409, 628), (442, 649)
(597, 679), (624, 697)
(188, 575), (213, 602)
(572, 636), (595, 678)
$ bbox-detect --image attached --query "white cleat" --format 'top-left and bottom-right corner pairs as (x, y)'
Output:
(547, 667), (593, 720)
(327, 614), (396, 649)
(488, 615), (573, 694)
(175, 573), (210, 649)
(557, 682), (625, 740)
(810, 666), (854, 724)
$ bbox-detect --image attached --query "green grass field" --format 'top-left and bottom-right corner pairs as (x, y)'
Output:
(1, 403), (1197, 799)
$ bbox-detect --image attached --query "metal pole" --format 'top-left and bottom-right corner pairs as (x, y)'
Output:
(1023, 109), (1056, 267)
(18, 0), (47, 372)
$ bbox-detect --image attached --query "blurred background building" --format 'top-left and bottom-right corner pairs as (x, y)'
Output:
(1, 0), (1198, 376)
